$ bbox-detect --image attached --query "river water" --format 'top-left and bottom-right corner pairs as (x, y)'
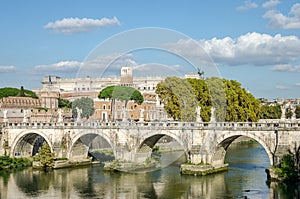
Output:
(0, 141), (299, 198)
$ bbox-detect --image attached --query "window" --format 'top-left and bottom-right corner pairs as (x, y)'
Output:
(103, 105), (106, 110)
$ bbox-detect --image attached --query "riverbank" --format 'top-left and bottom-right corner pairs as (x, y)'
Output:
(32, 158), (97, 169)
(103, 160), (158, 172)
(0, 156), (32, 170)
(180, 163), (228, 176)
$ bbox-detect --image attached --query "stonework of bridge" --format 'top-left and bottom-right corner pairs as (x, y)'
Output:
(1, 121), (300, 168)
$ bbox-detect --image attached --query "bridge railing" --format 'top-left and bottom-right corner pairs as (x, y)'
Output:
(1, 120), (300, 130)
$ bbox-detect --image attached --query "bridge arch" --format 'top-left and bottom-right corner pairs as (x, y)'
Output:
(135, 130), (188, 163)
(10, 130), (53, 157)
(212, 131), (273, 167)
(68, 129), (115, 160)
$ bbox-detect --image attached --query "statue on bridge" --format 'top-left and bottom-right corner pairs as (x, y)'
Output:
(76, 107), (82, 122)
(291, 105), (296, 120)
(57, 109), (63, 123)
(196, 106), (202, 122)
(122, 107), (127, 122)
(210, 107), (216, 123)
(139, 108), (145, 122)
(22, 110), (29, 123)
(3, 109), (8, 123)
(281, 105), (286, 120)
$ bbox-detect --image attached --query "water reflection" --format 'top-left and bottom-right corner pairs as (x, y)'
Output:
(1, 142), (299, 198)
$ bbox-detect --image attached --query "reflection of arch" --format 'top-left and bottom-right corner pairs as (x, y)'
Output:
(14, 169), (52, 197)
(212, 132), (273, 166)
(68, 130), (115, 160)
(137, 130), (188, 155)
(10, 130), (53, 157)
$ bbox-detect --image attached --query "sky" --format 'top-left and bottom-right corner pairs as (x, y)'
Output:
(0, 0), (300, 99)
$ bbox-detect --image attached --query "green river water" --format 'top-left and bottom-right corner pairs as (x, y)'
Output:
(0, 142), (299, 198)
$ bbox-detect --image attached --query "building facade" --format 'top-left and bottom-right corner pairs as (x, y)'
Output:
(33, 67), (202, 122)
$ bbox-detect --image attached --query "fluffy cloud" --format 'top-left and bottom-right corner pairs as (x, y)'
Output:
(44, 16), (120, 33)
(263, 3), (300, 29)
(78, 54), (138, 78)
(271, 64), (300, 72)
(275, 85), (290, 90)
(262, 0), (280, 8)
(133, 63), (182, 77)
(237, 0), (258, 11)
(165, 32), (300, 66)
(34, 61), (82, 73)
(79, 54), (189, 78)
(0, 65), (16, 73)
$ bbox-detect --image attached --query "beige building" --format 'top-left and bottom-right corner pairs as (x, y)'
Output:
(93, 93), (166, 122)
(0, 91), (71, 123)
(34, 67), (200, 122)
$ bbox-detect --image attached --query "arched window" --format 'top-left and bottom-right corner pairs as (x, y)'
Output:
(103, 104), (106, 110)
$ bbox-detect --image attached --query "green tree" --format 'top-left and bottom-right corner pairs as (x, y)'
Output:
(205, 77), (227, 121)
(259, 105), (281, 119)
(58, 98), (72, 109)
(72, 97), (95, 119)
(223, 79), (260, 122)
(0, 87), (37, 98)
(156, 77), (260, 122)
(295, 106), (300, 119)
(17, 86), (25, 97)
(156, 77), (197, 122)
(98, 86), (144, 120)
(99, 86), (143, 106)
(275, 154), (298, 181)
(186, 78), (212, 122)
(37, 143), (55, 170)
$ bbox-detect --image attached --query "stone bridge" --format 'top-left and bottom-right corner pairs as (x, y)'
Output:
(1, 121), (300, 168)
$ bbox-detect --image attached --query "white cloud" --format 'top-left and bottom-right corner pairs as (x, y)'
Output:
(34, 61), (82, 73)
(78, 54), (138, 78)
(165, 32), (300, 66)
(262, 0), (280, 8)
(271, 64), (300, 72)
(275, 85), (290, 90)
(133, 63), (182, 77)
(263, 3), (300, 29)
(44, 16), (120, 33)
(0, 65), (16, 73)
(79, 54), (188, 78)
(237, 0), (258, 11)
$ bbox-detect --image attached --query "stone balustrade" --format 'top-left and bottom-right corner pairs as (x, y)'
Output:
(1, 120), (300, 131)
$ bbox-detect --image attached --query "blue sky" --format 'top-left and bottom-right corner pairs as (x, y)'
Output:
(0, 0), (300, 99)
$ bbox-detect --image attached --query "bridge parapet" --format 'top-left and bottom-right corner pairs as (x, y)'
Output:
(1, 121), (300, 131)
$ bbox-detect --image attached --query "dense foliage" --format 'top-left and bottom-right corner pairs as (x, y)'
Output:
(274, 154), (298, 181)
(0, 156), (32, 170)
(72, 97), (95, 119)
(259, 105), (282, 119)
(98, 86), (144, 106)
(58, 98), (72, 109)
(0, 87), (38, 98)
(35, 143), (55, 170)
(155, 77), (260, 122)
(155, 77), (198, 122)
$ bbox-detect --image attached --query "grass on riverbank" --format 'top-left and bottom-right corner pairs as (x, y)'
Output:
(0, 156), (32, 170)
